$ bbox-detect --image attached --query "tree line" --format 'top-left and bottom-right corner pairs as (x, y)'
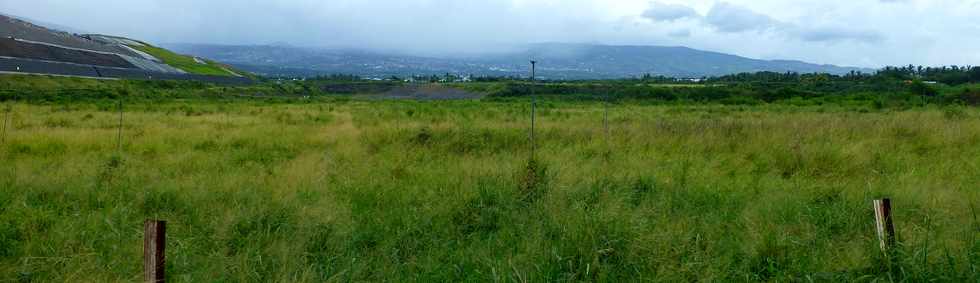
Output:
(705, 65), (980, 86)
(303, 64), (980, 86)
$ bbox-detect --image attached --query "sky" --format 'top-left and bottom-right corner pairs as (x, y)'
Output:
(2, 0), (979, 68)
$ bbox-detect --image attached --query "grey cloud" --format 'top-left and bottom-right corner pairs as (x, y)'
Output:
(641, 2), (700, 22)
(0, 0), (614, 56)
(2, 0), (974, 67)
(703, 2), (882, 44)
(795, 27), (884, 43)
(668, 29), (691, 38)
(704, 2), (778, 33)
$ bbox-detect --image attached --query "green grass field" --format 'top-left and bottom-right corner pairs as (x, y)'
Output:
(1, 98), (978, 281)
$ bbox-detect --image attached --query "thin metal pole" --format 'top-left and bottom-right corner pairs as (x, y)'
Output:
(604, 94), (610, 139)
(117, 99), (123, 155)
(530, 60), (537, 158)
(224, 101), (230, 130)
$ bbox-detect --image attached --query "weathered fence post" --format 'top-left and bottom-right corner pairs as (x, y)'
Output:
(144, 220), (166, 283)
(1, 104), (10, 145)
(873, 199), (897, 254)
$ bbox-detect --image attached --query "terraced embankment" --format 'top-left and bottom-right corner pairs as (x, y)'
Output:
(0, 37), (134, 68)
(0, 56), (253, 85)
(0, 14), (251, 85)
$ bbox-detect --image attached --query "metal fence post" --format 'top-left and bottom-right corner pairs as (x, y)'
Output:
(117, 99), (124, 155)
(530, 60), (537, 158)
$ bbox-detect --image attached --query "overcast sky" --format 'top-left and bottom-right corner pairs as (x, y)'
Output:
(3, 0), (978, 68)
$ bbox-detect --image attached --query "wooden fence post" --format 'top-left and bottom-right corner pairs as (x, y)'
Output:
(873, 199), (897, 254)
(144, 220), (166, 283)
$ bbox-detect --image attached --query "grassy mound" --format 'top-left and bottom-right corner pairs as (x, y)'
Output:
(130, 44), (239, 77)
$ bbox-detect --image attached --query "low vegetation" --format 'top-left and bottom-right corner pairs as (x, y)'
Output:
(129, 44), (239, 77)
(1, 73), (979, 281)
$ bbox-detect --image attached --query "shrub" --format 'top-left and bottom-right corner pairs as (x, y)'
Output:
(517, 158), (548, 204)
(909, 80), (938, 97)
(943, 106), (968, 120)
(959, 88), (980, 106)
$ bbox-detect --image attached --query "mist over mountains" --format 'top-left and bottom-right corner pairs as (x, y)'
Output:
(165, 43), (872, 79)
(1, 8), (871, 82)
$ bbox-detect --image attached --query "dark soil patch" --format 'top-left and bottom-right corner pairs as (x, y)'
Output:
(374, 84), (483, 100)
(320, 82), (399, 94)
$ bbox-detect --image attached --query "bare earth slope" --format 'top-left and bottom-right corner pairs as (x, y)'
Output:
(0, 14), (251, 84)
(0, 15), (140, 57)
(0, 37), (134, 68)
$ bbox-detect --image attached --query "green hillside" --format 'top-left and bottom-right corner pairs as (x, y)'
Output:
(130, 44), (241, 77)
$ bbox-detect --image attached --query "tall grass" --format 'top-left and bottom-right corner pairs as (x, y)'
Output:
(0, 100), (978, 281)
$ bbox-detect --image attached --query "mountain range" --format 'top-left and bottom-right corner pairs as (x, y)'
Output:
(0, 12), (872, 81)
(165, 42), (874, 79)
